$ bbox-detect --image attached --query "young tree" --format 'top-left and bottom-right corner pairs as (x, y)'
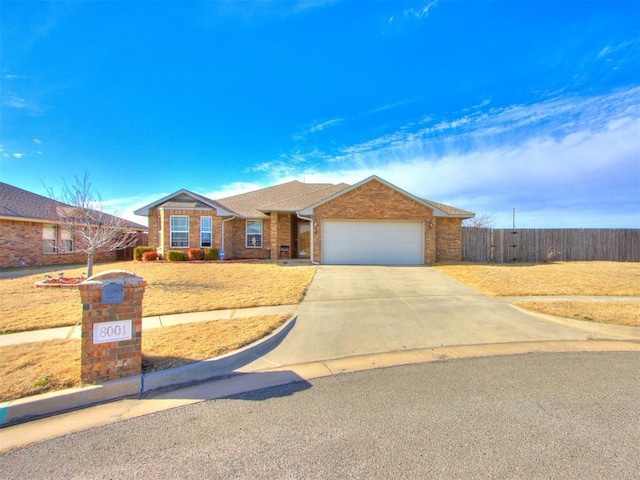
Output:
(47, 173), (139, 277)
(463, 212), (498, 228)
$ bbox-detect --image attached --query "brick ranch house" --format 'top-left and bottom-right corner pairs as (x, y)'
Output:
(0, 182), (147, 269)
(135, 176), (474, 265)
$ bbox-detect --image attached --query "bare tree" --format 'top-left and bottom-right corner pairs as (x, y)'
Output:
(47, 173), (139, 277)
(463, 212), (498, 228)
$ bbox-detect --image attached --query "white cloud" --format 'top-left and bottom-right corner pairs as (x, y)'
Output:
(102, 195), (162, 226)
(405, 0), (439, 19)
(309, 117), (343, 133)
(12, 153), (24, 159)
(2, 93), (42, 114)
(4, 95), (27, 109)
(255, 87), (640, 228)
(204, 182), (264, 200)
(294, 117), (344, 140)
(598, 46), (612, 58)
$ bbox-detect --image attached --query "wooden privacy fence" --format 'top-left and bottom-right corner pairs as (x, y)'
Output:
(462, 228), (640, 263)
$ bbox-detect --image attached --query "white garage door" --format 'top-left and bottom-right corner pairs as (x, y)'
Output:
(322, 221), (424, 265)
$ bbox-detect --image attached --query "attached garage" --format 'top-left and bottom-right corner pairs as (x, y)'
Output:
(322, 220), (424, 265)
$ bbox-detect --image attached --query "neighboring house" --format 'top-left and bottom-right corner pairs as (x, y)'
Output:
(0, 182), (147, 269)
(135, 175), (474, 265)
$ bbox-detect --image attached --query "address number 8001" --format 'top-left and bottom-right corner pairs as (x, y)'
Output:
(92, 320), (133, 344)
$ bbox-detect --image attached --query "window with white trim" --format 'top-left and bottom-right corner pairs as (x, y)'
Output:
(170, 216), (189, 248)
(60, 228), (73, 252)
(246, 220), (263, 248)
(42, 224), (57, 253)
(201, 216), (212, 247)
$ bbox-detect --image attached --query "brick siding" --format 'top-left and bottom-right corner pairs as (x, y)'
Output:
(269, 212), (295, 259)
(228, 218), (271, 259)
(0, 219), (116, 269)
(435, 217), (463, 262)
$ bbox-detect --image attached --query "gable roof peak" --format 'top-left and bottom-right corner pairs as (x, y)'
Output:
(133, 188), (235, 216)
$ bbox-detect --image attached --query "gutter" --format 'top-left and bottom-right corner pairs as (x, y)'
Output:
(221, 215), (236, 259)
(296, 212), (319, 265)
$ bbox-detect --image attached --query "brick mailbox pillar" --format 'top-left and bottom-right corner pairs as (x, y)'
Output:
(79, 270), (146, 385)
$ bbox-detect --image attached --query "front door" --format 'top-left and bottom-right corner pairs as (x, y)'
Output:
(298, 222), (311, 257)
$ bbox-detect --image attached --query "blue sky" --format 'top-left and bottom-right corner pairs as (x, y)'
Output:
(1, 0), (638, 228)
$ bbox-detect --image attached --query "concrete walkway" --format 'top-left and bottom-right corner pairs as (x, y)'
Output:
(0, 304), (297, 347)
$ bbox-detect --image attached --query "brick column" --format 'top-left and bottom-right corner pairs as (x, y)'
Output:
(270, 211), (279, 259)
(79, 270), (146, 385)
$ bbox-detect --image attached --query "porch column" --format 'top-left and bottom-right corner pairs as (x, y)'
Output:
(270, 211), (279, 259)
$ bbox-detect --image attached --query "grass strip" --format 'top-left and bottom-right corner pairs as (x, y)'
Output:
(514, 301), (640, 328)
(0, 315), (288, 402)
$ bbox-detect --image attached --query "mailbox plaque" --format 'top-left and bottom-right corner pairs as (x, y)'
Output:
(102, 282), (124, 304)
(93, 319), (133, 344)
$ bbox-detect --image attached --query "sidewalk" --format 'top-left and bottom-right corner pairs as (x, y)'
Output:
(0, 304), (298, 347)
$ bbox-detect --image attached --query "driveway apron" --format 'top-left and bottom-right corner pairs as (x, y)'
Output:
(242, 266), (632, 370)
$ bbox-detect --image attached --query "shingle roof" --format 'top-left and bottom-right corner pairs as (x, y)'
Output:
(259, 183), (350, 212)
(0, 182), (147, 230)
(217, 181), (350, 217)
(421, 198), (475, 217)
(133, 189), (234, 216)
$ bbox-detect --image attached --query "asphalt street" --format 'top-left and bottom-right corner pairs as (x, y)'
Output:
(2, 351), (639, 479)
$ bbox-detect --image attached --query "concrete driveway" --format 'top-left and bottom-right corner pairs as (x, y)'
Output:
(244, 266), (635, 370)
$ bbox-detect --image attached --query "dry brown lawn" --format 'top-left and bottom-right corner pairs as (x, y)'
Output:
(435, 261), (640, 297)
(0, 314), (288, 402)
(513, 301), (640, 328)
(0, 261), (315, 333)
(436, 261), (640, 327)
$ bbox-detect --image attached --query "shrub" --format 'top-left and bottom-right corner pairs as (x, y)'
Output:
(187, 248), (204, 261)
(204, 247), (220, 261)
(141, 251), (159, 262)
(134, 246), (156, 261)
(167, 250), (186, 261)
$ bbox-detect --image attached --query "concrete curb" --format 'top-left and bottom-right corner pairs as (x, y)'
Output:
(0, 315), (297, 427)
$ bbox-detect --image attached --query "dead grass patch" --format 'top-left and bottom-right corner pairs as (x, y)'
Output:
(435, 261), (640, 297)
(0, 315), (289, 402)
(514, 301), (640, 328)
(0, 339), (81, 402)
(142, 314), (288, 372)
(0, 261), (314, 333)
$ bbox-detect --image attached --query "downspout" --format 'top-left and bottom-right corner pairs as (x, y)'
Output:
(296, 212), (319, 265)
(221, 215), (236, 259)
